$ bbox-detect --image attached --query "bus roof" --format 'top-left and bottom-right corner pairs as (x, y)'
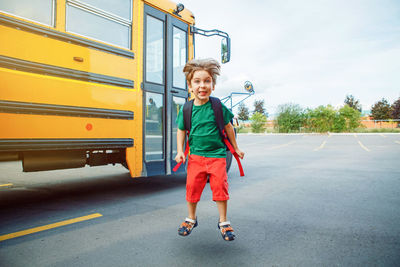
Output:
(144, 0), (195, 24)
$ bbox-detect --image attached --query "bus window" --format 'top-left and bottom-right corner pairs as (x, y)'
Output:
(75, 0), (131, 20)
(0, 0), (54, 26)
(145, 92), (164, 161)
(145, 15), (164, 85)
(65, 0), (132, 49)
(173, 27), (187, 89)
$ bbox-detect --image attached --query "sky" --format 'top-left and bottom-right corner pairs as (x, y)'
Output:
(179, 0), (400, 116)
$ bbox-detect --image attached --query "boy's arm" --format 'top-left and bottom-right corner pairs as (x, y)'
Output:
(224, 123), (244, 159)
(175, 129), (186, 163)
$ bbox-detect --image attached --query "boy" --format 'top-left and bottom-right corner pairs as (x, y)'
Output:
(175, 58), (244, 241)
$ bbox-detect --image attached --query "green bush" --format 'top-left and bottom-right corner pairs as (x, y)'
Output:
(250, 112), (267, 133)
(337, 105), (361, 131)
(261, 102), (363, 134)
(275, 103), (305, 133)
(303, 105), (362, 133)
(305, 105), (337, 132)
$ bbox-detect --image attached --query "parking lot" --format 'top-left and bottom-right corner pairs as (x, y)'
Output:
(1, 133), (399, 266)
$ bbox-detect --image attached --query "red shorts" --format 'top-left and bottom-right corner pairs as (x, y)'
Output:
(186, 154), (229, 203)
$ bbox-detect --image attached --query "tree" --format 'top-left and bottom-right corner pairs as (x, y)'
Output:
(344, 94), (362, 112)
(237, 102), (250, 121)
(250, 112), (267, 133)
(391, 97), (400, 120)
(371, 98), (391, 120)
(337, 105), (361, 132)
(253, 99), (267, 117)
(275, 103), (305, 133)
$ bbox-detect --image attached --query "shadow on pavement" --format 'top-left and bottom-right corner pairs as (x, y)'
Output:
(0, 171), (187, 213)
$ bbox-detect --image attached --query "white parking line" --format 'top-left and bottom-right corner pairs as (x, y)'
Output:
(395, 141), (400, 145)
(314, 140), (327, 151)
(270, 141), (296, 150)
(358, 141), (370, 152)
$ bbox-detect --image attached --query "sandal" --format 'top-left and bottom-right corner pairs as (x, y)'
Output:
(218, 221), (235, 241)
(178, 217), (198, 236)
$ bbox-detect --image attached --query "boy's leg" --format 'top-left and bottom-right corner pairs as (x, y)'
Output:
(187, 201), (198, 220)
(178, 155), (207, 237)
(216, 200), (235, 241)
(178, 201), (198, 237)
(207, 157), (235, 241)
(216, 200), (227, 222)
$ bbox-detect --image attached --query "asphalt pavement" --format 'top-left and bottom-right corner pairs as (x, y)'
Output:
(0, 133), (399, 266)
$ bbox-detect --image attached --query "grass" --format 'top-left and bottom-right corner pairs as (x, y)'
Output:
(236, 127), (276, 134)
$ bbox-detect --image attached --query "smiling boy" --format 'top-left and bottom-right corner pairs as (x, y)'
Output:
(175, 58), (244, 241)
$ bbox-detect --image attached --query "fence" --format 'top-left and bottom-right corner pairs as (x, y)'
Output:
(361, 119), (400, 129)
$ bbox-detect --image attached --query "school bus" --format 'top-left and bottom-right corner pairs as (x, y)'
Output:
(0, 0), (231, 177)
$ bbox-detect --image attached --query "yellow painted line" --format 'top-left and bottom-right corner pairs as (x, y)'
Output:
(314, 140), (327, 151)
(358, 141), (370, 152)
(0, 213), (103, 242)
(0, 183), (13, 187)
(380, 134), (387, 138)
(270, 141), (296, 150)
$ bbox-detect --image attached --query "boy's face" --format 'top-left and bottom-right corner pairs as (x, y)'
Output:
(188, 70), (215, 104)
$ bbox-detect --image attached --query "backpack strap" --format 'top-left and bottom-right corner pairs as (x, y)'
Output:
(172, 100), (193, 173)
(210, 97), (244, 177)
(222, 135), (245, 176)
(209, 97), (225, 139)
(183, 99), (194, 132)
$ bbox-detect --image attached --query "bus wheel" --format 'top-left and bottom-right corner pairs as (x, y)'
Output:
(122, 162), (129, 170)
(225, 127), (236, 174)
(226, 150), (233, 173)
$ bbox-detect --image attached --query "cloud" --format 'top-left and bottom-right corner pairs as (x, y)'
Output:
(181, 0), (400, 113)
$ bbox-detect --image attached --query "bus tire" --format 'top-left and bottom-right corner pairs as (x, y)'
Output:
(226, 150), (233, 173)
(225, 126), (236, 174)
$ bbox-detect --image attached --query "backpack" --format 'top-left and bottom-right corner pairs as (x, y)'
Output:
(172, 96), (244, 176)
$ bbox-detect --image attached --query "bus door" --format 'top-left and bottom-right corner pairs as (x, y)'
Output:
(143, 5), (188, 176)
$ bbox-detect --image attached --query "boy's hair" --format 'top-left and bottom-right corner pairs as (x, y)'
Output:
(183, 58), (221, 85)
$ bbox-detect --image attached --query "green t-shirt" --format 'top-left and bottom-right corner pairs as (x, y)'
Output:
(176, 100), (234, 158)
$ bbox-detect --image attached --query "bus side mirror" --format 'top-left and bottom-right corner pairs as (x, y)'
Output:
(221, 37), (231, 64)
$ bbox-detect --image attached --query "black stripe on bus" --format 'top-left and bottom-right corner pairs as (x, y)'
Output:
(0, 55), (134, 88)
(0, 100), (134, 120)
(0, 139), (134, 151)
(0, 14), (134, 59)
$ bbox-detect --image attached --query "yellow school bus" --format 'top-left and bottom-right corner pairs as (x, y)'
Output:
(0, 0), (231, 177)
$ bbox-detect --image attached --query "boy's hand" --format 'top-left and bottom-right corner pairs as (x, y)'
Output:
(175, 152), (186, 163)
(235, 148), (244, 159)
